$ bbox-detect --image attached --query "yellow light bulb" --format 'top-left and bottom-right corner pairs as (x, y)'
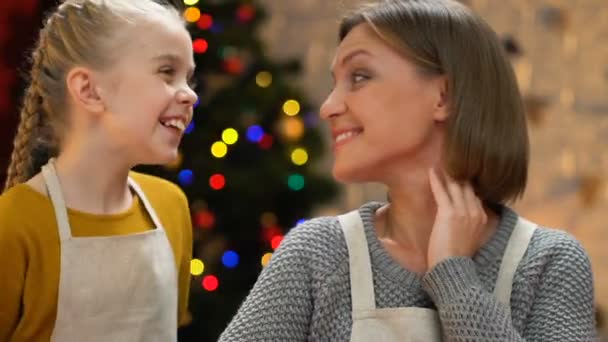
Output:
(291, 148), (308, 166)
(261, 253), (273, 267)
(211, 141), (228, 158)
(256, 71), (273, 88)
(190, 259), (205, 276)
(183, 7), (201, 23)
(222, 128), (239, 145)
(283, 99), (301, 116)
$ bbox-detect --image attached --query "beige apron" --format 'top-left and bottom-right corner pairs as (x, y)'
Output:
(41, 160), (178, 342)
(339, 209), (537, 342)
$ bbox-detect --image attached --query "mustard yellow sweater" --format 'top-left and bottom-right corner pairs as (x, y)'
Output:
(0, 172), (192, 341)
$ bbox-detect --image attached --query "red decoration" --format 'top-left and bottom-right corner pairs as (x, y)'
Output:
(271, 235), (283, 250)
(192, 38), (209, 54)
(236, 4), (255, 23)
(209, 173), (226, 190)
(197, 14), (213, 30)
(259, 134), (273, 150)
(223, 57), (245, 75)
(195, 210), (215, 229)
(262, 225), (282, 243)
(202, 275), (219, 291)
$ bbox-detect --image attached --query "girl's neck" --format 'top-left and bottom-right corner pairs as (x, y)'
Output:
(49, 138), (134, 215)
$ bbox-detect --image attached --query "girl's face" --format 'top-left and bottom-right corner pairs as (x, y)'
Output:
(95, 16), (197, 166)
(320, 24), (448, 185)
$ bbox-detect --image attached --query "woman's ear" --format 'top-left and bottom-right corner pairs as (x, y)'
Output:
(66, 67), (105, 114)
(432, 76), (449, 122)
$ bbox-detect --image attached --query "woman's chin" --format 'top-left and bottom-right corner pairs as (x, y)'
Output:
(332, 163), (374, 184)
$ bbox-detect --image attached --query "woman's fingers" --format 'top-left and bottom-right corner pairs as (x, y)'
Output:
(429, 168), (450, 209)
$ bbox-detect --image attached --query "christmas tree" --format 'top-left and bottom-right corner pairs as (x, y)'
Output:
(136, 1), (340, 340)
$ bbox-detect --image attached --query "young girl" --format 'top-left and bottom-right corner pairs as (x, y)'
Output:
(219, 0), (596, 341)
(0, 0), (196, 341)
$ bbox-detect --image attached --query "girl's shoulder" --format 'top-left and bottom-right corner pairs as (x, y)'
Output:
(129, 171), (188, 208)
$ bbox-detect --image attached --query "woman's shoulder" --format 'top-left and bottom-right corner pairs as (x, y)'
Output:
(279, 213), (347, 278)
(521, 219), (592, 280)
(280, 202), (381, 278)
(528, 223), (589, 262)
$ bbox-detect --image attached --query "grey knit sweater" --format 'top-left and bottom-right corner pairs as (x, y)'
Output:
(219, 202), (596, 341)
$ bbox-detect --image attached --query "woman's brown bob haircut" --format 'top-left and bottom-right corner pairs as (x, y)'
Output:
(340, 0), (529, 205)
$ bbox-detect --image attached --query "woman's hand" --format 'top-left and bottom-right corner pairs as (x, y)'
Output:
(427, 167), (488, 270)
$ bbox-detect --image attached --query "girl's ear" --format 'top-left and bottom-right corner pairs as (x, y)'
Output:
(65, 67), (105, 114)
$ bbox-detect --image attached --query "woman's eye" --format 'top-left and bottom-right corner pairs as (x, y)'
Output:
(352, 73), (368, 84)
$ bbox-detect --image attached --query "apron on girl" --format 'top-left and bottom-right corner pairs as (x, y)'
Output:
(41, 160), (178, 342)
(338, 209), (536, 342)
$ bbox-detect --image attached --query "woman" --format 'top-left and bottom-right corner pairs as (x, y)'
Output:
(219, 0), (596, 340)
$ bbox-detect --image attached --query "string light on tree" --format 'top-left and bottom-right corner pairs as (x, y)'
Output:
(190, 259), (205, 276)
(283, 99), (301, 116)
(202, 275), (219, 291)
(279, 117), (305, 141)
(209, 174), (226, 190)
(260, 212), (278, 227)
(222, 128), (239, 145)
(211, 141), (228, 158)
(287, 174), (305, 191)
(262, 225), (282, 243)
(178, 169), (194, 186)
(183, 0), (199, 5)
(183, 7), (201, 23)
(185, 122), (195, 134)
(246, 125), (264, 143)
(259, 134), (274, 149)
(223, 57), (245, 75)
(255, 71), (272, 88)
(261, 253), (273, 267)
(236, 4), (256, 23)
(195, 210), (215, 229)
(291, 148), (308, 166)
(222, 250), (240, 268)
(271, 235), (283, 250)
(193, 38), (209, 54)
(197, 13), (213, 30)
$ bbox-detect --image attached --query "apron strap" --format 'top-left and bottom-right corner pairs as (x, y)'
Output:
(41, 160), (72, 242)
(339, 210), (376, 312)
(127, 177), (165, 231)
(493, 216), (537, 311)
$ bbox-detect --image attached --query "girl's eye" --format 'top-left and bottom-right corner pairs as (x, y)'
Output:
(160, 67), (175, 76)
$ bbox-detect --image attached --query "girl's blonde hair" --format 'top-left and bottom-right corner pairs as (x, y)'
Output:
(4, 0), (183, 191)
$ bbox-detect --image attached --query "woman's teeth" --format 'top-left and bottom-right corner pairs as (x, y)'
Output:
(336, 130), (361, 143)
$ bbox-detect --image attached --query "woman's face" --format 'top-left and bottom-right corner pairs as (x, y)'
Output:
(320, 24), (449, 184)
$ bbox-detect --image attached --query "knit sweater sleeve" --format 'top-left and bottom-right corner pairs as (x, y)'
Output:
(421, 229), (596, 341)
(218, 221), (317, 341)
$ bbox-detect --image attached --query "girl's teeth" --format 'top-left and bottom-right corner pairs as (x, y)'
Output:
(336, 130), (360, 143)
(161, 119), (185, 132)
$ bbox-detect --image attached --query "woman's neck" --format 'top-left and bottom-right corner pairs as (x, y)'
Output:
(380, 168), (438, 256)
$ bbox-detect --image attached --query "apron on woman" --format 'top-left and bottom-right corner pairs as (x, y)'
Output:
(41, 160), (178, 342)
(338, 209), (536, 342)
